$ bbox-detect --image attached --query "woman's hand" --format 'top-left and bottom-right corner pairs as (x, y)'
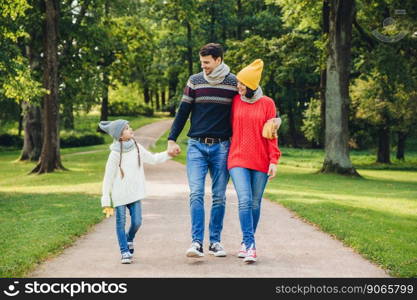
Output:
(268, 163), (277, 180)
(262, 118), (281, 139)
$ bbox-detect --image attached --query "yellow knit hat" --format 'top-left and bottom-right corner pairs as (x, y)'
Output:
(236, 59), (264, 90)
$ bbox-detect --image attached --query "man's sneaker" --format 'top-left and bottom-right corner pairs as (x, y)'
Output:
(121, 252), (132, 264)
(243, 244), (257, 263)
(128, 242), (134, 254)
(237, 243), (247, 258)
(208, 242), (227, 257)
(186, 242), (204, 258)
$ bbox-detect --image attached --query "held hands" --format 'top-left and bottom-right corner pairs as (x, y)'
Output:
(262, 117), (282, 139)
(167, 140), (181, 157)
(267, 163), (277, 181)
(102, 207), (114, 218)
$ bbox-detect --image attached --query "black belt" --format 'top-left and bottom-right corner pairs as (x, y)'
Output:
(191, 137), (230, 144)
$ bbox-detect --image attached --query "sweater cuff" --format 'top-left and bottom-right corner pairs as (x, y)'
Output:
(164, 151), (173, 160)
(101, 196), (111, 207)
(270, 157), (278, 165)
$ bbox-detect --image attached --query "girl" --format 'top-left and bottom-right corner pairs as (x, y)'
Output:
(227, 59), (281, 263)
(99, 119), (173, 264)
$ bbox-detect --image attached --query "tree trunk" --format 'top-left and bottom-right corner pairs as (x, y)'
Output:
(209, 1), (216, 42)
(185, 20), (193, 77)
(377, 126), (391, 163)
(21, 22), (42, 161)
(155, 89), (160, 111)
(100, 70), (109, 121)
(236, 0), (242, 40)
(319, 0), (330, 148)
(396, 132), (406, 161)
(149, 90), (154, 108)
(143, 84), (150, 105)
(18, 101), (24, 136)
(32, 0), (65, 174)
(20, 102), (42, 161)
(161, 87), (166, 109)
(321, 0), (359, 176)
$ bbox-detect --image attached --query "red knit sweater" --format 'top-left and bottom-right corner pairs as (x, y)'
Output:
(227, 94), (281, 173)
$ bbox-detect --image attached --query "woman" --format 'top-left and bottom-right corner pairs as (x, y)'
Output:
(227, 59), (281, 263)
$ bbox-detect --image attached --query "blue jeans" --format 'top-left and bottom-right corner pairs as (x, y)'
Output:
(115, 200), (142, 254)
(186, 138), (230, 244)
(229, 167), (269, 249)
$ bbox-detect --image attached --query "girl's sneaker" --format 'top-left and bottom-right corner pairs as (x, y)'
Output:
(128, 242), (134, 254)
(121, 252), (133, 264)
(243, 244), (257, 263)
(238, 243), (247, 258)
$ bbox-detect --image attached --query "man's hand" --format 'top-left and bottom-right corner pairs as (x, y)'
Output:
(267, 163), (277, 180)
(167, 140), (181, 157)
(102, 207), (114, 218)
(262, 117), (281, 139)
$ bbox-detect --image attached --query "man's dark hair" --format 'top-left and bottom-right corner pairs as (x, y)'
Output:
(199, 43), (224, 61)
(245, 87), (256, 99)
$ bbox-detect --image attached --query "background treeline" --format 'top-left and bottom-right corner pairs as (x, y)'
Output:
(1, 0), (416, 173)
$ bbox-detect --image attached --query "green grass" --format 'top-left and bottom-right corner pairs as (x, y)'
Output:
(152, 122), (417, 278)
(0, 115), (164, 277)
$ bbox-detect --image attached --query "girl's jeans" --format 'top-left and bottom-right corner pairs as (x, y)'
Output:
(115, 200), (142, 254)
(229, 167), (269, 249)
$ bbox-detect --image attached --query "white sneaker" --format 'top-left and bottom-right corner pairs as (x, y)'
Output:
(128, 242), (134, 254)
(237, 243), (247, 258)
(186, 242), (204, 258)
(121, 252), (132, 264)
(208, 242), (227, 257)
(243, 244), (257, 263)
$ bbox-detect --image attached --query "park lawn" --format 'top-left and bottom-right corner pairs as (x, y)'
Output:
(0, 115), (164, 277)
(152, 122), (417, 278)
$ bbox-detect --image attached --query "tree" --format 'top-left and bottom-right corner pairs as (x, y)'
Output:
(31, 0), (65, 174)
(321, 0), (359, 175)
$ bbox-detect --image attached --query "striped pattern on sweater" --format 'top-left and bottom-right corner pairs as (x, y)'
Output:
(168, 72), (238, 141)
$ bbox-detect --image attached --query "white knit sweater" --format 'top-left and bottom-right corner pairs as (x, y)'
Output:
(101, 143), (171, 207)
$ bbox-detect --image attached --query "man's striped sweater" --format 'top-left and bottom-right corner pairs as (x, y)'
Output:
(168, 71), (238, 141)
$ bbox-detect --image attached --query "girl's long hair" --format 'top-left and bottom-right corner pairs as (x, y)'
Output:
(118, 139), (141, 179)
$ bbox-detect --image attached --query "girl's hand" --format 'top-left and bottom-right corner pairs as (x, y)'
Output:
(102, 207), (114, 218)
(268, 164), (277, 180)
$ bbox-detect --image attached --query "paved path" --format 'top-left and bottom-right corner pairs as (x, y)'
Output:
(30, 119), (389, 277)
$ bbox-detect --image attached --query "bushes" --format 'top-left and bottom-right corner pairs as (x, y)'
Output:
(108, 101), (154, 117)
(60, 132), (105, 148)
(0, 134), (23, 148)
(0, 133), (104, 148)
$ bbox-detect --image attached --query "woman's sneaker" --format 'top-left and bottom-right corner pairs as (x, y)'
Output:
(243, 245), (257, 263)
(208, 242), (227, 257)
(237, 243), (247, 258)
(128, 242), (134, 254)
(121, 252), (133, 264)
(186, 242), (204, 258)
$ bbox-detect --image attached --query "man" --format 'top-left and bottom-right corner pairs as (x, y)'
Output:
(167, 43), (280, 258)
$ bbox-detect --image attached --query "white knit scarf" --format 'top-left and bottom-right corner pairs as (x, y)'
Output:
(203, 62), (230, 85)
(241, 86), (264, 104)
(110, 139), (136, 153)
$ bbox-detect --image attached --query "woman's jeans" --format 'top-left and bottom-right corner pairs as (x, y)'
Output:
(186, 138), (230, 245)
(115, 200), (142, 254)
(229, 167), (269, 249)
